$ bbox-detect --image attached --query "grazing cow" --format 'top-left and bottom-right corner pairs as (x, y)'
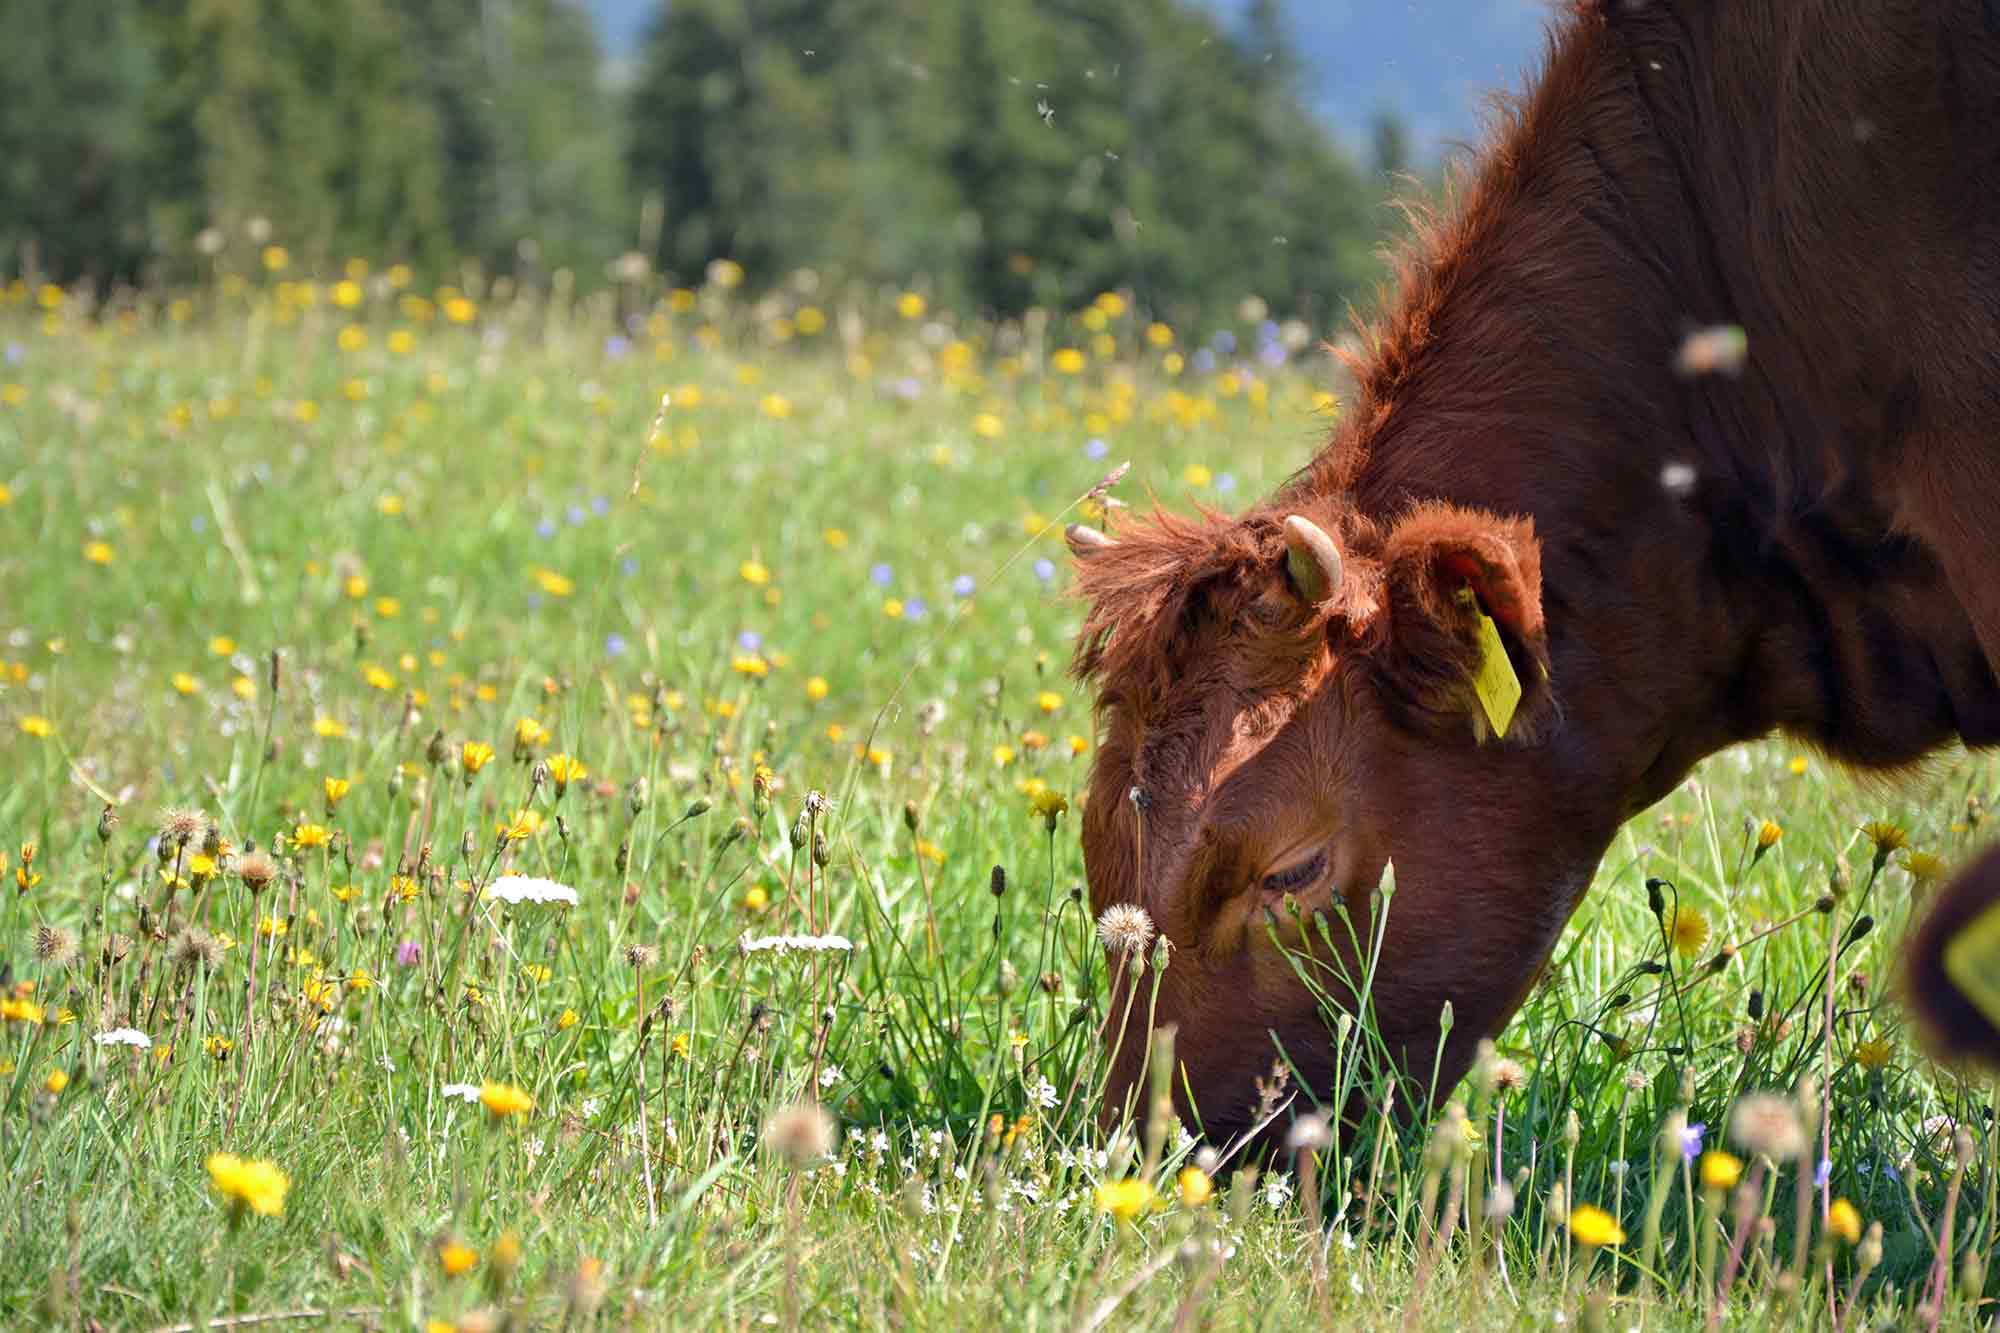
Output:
(1906, 846), (2000, 1070)
(1068, 1), (2000, 1147)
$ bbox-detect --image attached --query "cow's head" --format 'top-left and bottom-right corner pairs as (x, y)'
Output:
(1070, 499), (1601, 1146)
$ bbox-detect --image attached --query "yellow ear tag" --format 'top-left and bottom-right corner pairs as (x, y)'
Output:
(1943, 896), (2000, 1032)
(1457, 586), (1522, 739)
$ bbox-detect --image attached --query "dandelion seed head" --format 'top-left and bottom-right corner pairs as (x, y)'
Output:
(1095, 903), (1155, 956)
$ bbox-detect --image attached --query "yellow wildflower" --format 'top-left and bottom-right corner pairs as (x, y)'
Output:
(83, 541), (114, 565)
(439, 1241), (479, 1277)
(1854, 1037), (1893, 1071)
(292, 823), (331, 850)
(206, 1152), (289, 1217)
(1700, 1151), (1743, 1192)
(1670, 906), (1710, 959)
(1568, 1203), (1626, 1248)
(43, 1069), (68, 1095)
(462, 741), (495, 774)
(1176, 1166), (1213, 1208)
(1094, 1178), (1159, 1224)
(19, 715), (53, 738)
(323, 777), (351, 808)
(1828, 1198), (1862, 1245)
(480, 1082), (534, 1118)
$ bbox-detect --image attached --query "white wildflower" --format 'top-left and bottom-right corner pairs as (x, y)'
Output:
(92, 1027), (153, 1049)
(441, 1082), (481, 1102)
(740, 932), (854, 955)
(485, 874), (579, 906)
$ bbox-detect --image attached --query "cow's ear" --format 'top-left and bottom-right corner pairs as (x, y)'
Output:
(1370, 503), (1551, 739)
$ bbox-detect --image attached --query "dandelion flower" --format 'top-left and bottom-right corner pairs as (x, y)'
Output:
(479, 1082), (534, 1119)
(1176, 1166), (1214, 1208)
(1096, 903), (1155, 957)
(206, 1152), (289, 1217)
(1094, 1178), (1159, 1223)
(1900, 850), (1945, 885)
(44, 1069), (69, 1095)
(1853, 1037), (1893, 1071)
(1568, 1203), (1626, 1248)
(439, 1241), (479, 1277)
(1030, 787), (1070, 830)
(461, 741), (495, 774)
(1755, 819), (1782, 850)
(292, 823), (331, 850)
(1670, 905), (1710, 958)
(739, 559), (771, 587)
(19, 715), (54, 738)
(1828, 1197), (1862, 1245)
(1700, 1150), (1742, 1191)
(1729, 1092), (1807, 1160)
(1, 997), (46, 1024)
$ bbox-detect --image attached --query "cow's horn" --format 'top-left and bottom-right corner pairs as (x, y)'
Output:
(1282, 515), (1343, 603)
(1065, 523), (1116, 555)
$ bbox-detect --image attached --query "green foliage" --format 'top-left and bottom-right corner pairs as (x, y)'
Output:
(4, 0), (1396, 317)
(627, 0), (1385, 321)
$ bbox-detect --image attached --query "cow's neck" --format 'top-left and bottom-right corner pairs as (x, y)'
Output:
(1298, 15), (2000, 816)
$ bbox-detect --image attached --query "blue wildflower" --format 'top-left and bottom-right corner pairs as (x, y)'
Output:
(870, 563), (894, 587)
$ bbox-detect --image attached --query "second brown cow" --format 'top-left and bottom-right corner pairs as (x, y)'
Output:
(1069, 2), (2000, 1146)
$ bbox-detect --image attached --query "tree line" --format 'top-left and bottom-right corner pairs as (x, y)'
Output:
(0, 0), (1410, 321)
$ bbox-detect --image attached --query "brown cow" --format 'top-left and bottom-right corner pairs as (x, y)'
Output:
(1068, 0), (2000, 1148)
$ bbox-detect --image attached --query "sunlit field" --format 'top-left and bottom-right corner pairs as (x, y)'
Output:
(0, 255), (1993, 1330)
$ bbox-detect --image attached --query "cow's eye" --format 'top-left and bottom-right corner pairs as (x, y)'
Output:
(1260, 848), (1327, 896)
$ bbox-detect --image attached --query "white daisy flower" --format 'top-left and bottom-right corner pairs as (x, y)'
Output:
(92, 1027), (153, 1049)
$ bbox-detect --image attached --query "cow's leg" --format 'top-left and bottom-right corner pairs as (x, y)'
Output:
(1899, 435), (2000, 675)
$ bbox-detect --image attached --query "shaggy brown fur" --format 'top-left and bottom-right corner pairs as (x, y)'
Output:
(1072, 1), (2000, 1147)
(1906, 846), (2000, 1069)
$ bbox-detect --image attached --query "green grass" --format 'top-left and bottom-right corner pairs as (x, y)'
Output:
(0, 268), (1993, 1330)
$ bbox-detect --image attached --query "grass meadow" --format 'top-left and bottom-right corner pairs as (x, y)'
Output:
(0, 258), (1994, 1330)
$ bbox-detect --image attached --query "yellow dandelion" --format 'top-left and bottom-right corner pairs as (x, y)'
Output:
(805, 675), (829, 702)
(292, 824), (331, 850)
(83, 541), (114, 565)
(1828, 1198), (1862, 1246)
(1756, 820), (1782, 850)
(1700, 1150), (1743, 1192)
(43, 1069), (68, 1095)
(171, 672), (199, 696)
(532, 567), (574, 598)
(461, 741), (495, 773)
(742, 883), (769, 913)
(19, 715), (53, 738)
(1051, 347), (1087, 375)
(895, 291), (926, 320)
(557, 1009), (578, 1031)
(1788, 755), (1809, 776)
(479, 1082), (534, 1119)
(740, 559), (771, 586)
(1670, 906), (1710, 959)
(1900, 850), (1945, 885)
(1854, 1037), (1893, 1071)
(1094, 1178), (1159, 1224)
(1035, 690), (1063, 714)
(671, 1031), (691, 1057)
(1068, 734), (1090, 756)
(323, 777), (351, 808)
(313, 716), (349, 739)
(206, 1152), (289, 1217)
(1568, 1203), (1626, 1248)
(439, 1241), (479, 1277)
(1183, 463), (1213, 487)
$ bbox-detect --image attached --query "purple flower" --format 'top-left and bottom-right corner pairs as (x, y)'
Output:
(1815, 1156), (1831, 1188)
(870, 563), (894, 588)
(604, 335), (631, 360)
(191, 514), (208, 534)
(3, 341), (22, 364)
(1191, 348), (1217, 374)
(591, 495), (609, 517)
(1258, 319), (1280, 344)
(1085, 437), (1109, 460)
(1259, 341), (1288, 366)
(605, 633), (627, 658)
(566, 504), (586, 526)
(904, 597), (928, 621)
(951, 574), (976, 598)
(536, 518), (557, 539)
(620, 557), (638, 578)
(1033, 558), (1056, 583)
(889, 376), (922, 401)
(1212, 330), (1238, 355)
(395, 939), (422, 967)
(1216, 472), (1238, 494)
(737, 629), (763, 652)
(1680, 1122), (1706, 1165)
